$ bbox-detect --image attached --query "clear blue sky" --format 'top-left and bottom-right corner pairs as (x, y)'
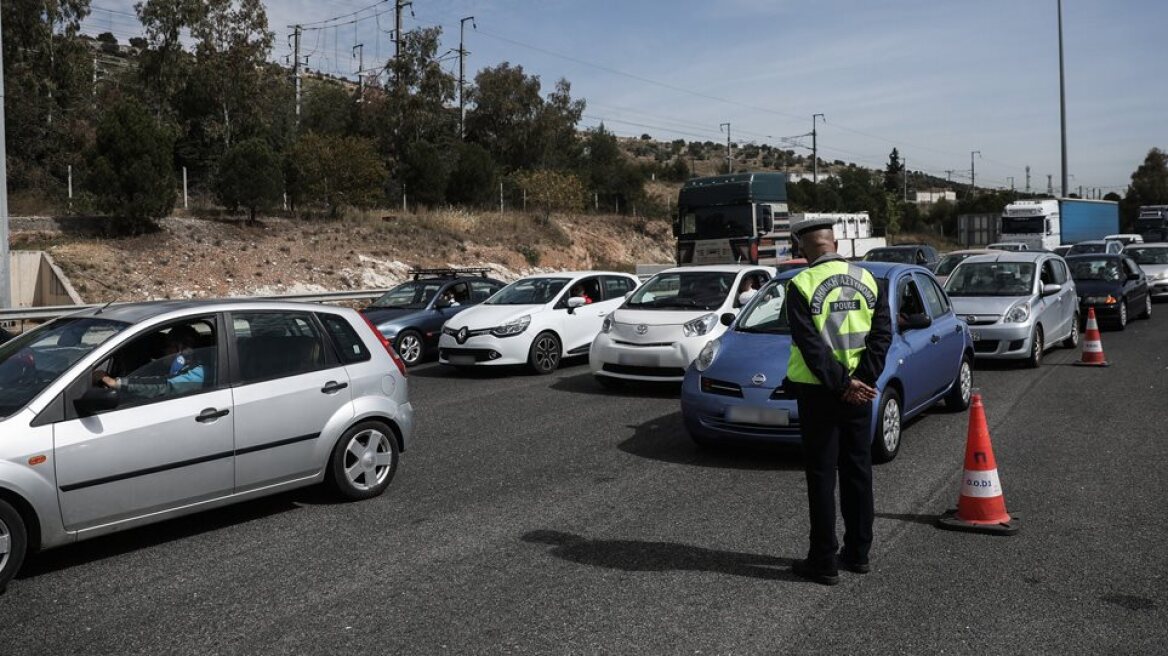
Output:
(84, 0), (1168, 194)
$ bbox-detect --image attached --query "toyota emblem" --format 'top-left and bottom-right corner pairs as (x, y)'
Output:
(751, 373), (767, 386)
(635, 324), (649, 336)
(457, 327), (469, 344)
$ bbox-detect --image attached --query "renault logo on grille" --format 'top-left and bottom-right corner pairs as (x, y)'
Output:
(635, 324), (649, 335)
(457, 327), (469, 344)
(751, 373), (767, 386)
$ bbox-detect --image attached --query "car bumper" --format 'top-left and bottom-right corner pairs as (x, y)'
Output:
(1078, 301), (1123, 320)
(966, 322), (1034, 359)
(679, 371), (804, 446)
(1149, 280), (1168, 299)
(590, 333), (709, 382)
(437, 333), (530, 366)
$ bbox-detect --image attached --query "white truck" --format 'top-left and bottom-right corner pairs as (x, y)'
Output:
(783, 212), (886, 259)
(999, 198), (1119, 251)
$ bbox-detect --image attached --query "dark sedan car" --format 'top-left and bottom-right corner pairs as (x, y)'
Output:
(362, 269), (506, 365)
(1066, 254), (1152, 330)
(862, 244), (940, 271)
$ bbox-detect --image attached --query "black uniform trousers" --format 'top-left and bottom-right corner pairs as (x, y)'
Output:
(795, 384), (875, 569)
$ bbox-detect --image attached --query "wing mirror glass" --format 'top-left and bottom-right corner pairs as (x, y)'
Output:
(720, 312), (736, 326)
(901, 313), (932, 331)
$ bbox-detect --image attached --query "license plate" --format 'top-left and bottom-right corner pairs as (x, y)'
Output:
(726, 406), (789, 426)
(970, 330), (981, 341)
(618, 352), (659, 367)
(448, 354), (476, 366)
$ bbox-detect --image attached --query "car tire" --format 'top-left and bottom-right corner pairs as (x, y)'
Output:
(0, 498), (28, 594)
(944, 356), (973, 411)
(528, 331), (562, 375)
(872, 387), (902, 464)
(594, 375), (625, 390)
(328, 421), (399, 501)
(1139, 294), (1152, 320)
(1115, 300), (1128, 330)
(1025, 326), (1043, 369)
(1061, 313), (1080, 349)
(394, 329), (425, 367)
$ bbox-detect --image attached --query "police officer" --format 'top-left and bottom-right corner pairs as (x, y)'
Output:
(784, 217), (892, 585)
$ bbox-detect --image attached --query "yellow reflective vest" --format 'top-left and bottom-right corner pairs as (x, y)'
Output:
(786, 260), (879, 385)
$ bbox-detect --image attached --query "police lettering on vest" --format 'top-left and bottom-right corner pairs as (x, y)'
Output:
(787, 261), (879, 385)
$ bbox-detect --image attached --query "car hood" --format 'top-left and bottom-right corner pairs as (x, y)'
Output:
(702, 329), (792, 385)
(950, 296), (1030, 317)
(1072, 279), (1123, 297)
(610, 307), (718, 326)
(362, 307), (426, 326)
(445, 304), (542, 330)
(1138, 264), (1168, 277)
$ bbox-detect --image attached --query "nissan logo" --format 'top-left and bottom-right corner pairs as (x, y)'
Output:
(456, 327), (469, 344)
(751, 373), (767, 386)
(635, 324), (649, 335)
(965, 315), (977, 323)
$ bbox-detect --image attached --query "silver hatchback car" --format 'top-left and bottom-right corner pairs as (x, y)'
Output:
(943, 251), (1080, 367)
(0, 300), (414, 591)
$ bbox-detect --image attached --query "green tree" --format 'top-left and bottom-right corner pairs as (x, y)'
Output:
(136, 0), (206, 118)
(214, 138), (283, 223)
(85, 99), (177, 234)
(286, 134), (386, 217)
(446, 142), (498, 206)
(883, 148), (904, 195)
(401, 141), (450, 207)
(466, 62), (543, 170)
(581, 124), (646, 212)
(512, 169), (587, 225)
(302, 82), (355, 136)
(1121, 148), (1168, 229)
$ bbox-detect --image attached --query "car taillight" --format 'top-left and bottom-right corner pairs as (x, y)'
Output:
(360, 314), (408, 377)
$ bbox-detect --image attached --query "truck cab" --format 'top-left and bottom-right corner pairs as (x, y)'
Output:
(1136, 206), (1168, 243)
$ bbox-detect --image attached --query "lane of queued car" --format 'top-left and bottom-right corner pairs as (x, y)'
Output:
(0, 299), (413, 592)
(362, 268), (507, 367)
(680, 262), (973, 463)
(1065, 253), (1152, 330)
(1125, 243), (1168, 302)
(862, 244), (940, 271)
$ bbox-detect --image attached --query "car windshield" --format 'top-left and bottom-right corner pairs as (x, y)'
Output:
(370, 281), (445, 309)
(864, 249), (915, 264)
(735, 281), (789, 334)
(485, 277), (570, 305)
(1125, 248), (1168, 265)
(944, 262), (1036, 297)
(1069, 258), (1122, 282)
(936, 253), (977, 276)
(1069, 243), (1105, 254)
(0, 317), (128, 419)
(625, 271), (736, 311)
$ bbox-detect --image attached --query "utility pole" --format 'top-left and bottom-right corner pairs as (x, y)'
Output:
(352, 44), (364, 99)
(720, 122), (732, 174)
(1007, 176), (1015, 191)
(970, 150), (981, 194)
(458, 16), (475, 140)
(812, 113), (825, 184)
(945, 169), (954, 183)
(292, 25), (302, 125)
(0, 8), (10, 308)
(395, 0), (413, 62)
(1026, 165), (1031, 194)
(1057, 0), (1069, 198)
(1047, 174), (1054, 196)
(903, 158), (909, 202)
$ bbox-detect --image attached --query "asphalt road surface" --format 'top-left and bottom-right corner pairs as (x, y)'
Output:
(2, 312), (1165, 655)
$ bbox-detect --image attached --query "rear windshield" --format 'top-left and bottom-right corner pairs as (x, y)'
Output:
(1068, 258), (1122, 282)
(944, 262), (1036, 297)
(863, 249), (915, 264)
(1125, 247), (1168, 265)
(936, 253), (976, 276)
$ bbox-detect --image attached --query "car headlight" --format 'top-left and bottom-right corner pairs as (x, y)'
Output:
(1155, 270), (1168, 281)
(694, 338), (721, 372)
(682, 313), (719, 337)
(491, 314), (530, 337)
(442, 326), (457, 337)
(601, 315), (613, 334)
(1003, 302), (1031, 323)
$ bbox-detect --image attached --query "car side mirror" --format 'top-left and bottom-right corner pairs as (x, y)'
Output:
(624, 291), (635, 300)
(901, 313), (932, 331)
(1126, 272), (1141, 281)
(566, 296), (586, 314)
(720, 312), (736, 326)
(75, 387), (119, 416)
(1041, 283), (1062, 297)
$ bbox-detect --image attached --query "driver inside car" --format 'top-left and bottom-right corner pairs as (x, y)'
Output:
(95, 325), (205, 400)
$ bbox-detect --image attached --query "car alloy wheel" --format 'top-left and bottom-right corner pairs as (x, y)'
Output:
(945, 357), (973, 411)
(0, 499), (28, 592)
(1027, 327), (1043, 368)
(343, 428), (394, 491)
(872, 388), (902, 463)
(1118, 301), (1128, 329)
(395, 330), (423, 366)
(1142, 294), (1152, 319)
(1062, 313), (1079, 348)
(529, 332), (561, 374)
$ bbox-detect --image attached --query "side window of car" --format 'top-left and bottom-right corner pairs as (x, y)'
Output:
(571, 277), (602, 303)
(1051, 259), (1069, 284)
(232, 312), (332, 384)
(898, 277), (927, 318)
(469, 281), (498, 303)
(317, 312), (371, 364)
(602, 275), (634, 299)
(88, 316), (220, 411)
(1124, 258), (1140, 278)
(915, 273), (950, 317)
(446, 282), (470, 304)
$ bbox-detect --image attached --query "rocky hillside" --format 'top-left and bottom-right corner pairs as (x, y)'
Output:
(10, 210), (675, 304)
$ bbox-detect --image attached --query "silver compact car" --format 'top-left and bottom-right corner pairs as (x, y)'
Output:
(943, 252), (1079, 367)
(0, 300), (414, 591)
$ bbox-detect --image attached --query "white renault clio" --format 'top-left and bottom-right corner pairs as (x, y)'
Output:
(439, 271), (639, 374)
(590, 264), (775, 386)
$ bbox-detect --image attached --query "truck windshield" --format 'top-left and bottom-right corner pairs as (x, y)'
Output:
(0, 317), (128, 419)
(1001, 216), (1045, 234)
(678, 205), (754, 240)
(944, 262), (1036, 297)
(626, 271), (736, 311)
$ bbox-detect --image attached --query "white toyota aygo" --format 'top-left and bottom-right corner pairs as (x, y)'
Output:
(439, 271), (640, 375)
(590, 264), (775, 386)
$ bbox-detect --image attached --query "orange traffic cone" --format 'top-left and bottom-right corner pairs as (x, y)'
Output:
(937, 394), (1019, 536)
(1074, 307), (1109, 367)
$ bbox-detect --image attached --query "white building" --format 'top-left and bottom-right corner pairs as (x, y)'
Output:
(913, 189), (957, 205)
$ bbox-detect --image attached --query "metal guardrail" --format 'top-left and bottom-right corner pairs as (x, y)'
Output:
(0, 289), (390, 325)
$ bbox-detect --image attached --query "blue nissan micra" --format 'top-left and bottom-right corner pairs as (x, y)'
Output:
(680, 262), (974, 462)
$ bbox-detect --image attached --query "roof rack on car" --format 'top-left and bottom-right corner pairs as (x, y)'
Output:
(409, 267), (492, 280)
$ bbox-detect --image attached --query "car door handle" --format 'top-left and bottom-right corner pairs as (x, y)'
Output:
(195, 408), (230, 423)
(321, 381), (349, 394)
(930, 334), (941, 344)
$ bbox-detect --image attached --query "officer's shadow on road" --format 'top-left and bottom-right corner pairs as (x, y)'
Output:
(521, 530), (799, 582)
(550, 371), (681, 399)
(618, 411), (803, 471)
